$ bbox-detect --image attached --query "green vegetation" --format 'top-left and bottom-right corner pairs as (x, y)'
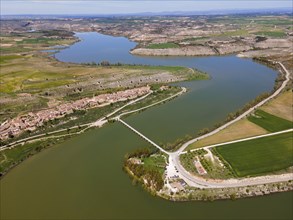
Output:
(113, 86), (181, 118)
(143, 155), (166, 175)
(253, 19), (293, 26)
(16, 37), (67, 45)
(253, 31), (286, 38)
(125, 146), (158, 158)
(0, 30), (208, 126)
(2, 86), (181, 146)
(0, 96), (49, 122)
(0, 54), (195, 122)
(215, 29), (249, 37)
(162, 134), (193, 151)
(248, 110), (292, 132)
(166, 93), (273, 152)
(214, 132), (293, 177)
(146, 42), (179, 49)
(0, 100), (126, 146)
(0, 135), (73, 175)
(180, 149), (234, 179)
(121, 64), (188, 73)
(0, 86), (185, 177)
(179, 149), (207, 173)
(187, 71), (209, 81)
(0, 31), (75, 55)
(124, 147), (165, 191)
(0, 55), (22, 64)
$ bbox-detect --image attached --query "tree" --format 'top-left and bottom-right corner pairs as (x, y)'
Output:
(100, 60), (110, 66)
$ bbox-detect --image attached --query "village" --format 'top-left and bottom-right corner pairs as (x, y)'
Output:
(0, 86), (151, 140)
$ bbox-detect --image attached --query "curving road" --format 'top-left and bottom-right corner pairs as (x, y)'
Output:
(170, 61), (293, 188)
(1, 60), (291, 189)
(180, 128), (293, 155)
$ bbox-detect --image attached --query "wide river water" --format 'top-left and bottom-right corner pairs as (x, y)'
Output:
(1, 32), (292, 219)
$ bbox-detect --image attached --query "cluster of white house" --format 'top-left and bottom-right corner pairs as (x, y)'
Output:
(0, 86), (150, 140)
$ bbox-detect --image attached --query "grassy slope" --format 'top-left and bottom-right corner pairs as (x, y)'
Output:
(0, 55), (190, 94)
(248, 110), (292, 132)
(0, 33), (199, 123)
(214, 132), (293, 177)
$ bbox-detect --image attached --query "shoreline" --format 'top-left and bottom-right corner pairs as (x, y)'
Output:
(1, 31), (292, 203)
(124, 154), (293, 202)
(169, 61), (292, 189)
(0, 86), (186, 177)
(123, 59), (292, 201)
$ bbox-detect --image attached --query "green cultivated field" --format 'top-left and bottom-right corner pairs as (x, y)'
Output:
(253, 31), (286, 38)
(248, 110), (292, 132)
(214, 132), (293, 177)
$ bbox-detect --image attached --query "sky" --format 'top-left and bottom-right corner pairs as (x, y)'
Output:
(1, 0), (292, 15)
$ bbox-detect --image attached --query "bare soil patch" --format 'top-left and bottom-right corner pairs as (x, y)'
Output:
(261, 91), (293, 121)
(187, 119), (268, 150)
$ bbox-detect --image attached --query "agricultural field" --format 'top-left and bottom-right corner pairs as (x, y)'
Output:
(261, 90), (293, 121)
(0, 31), (75, 54)
(213, 132), (293, 177)
(186, 118), (268, 150)
(0, 32), (201, 123)
(252, 31), (286, 38)
(248, 110), (292, 132)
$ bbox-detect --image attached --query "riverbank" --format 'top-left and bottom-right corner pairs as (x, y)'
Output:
(123, 59), (292, 201)
(161, 180), (293, 202)
(0, 86), (187, 177)
(124, 150), (293, 202)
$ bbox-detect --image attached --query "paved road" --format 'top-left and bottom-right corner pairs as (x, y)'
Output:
(115, 87), (186, 119)
(180, 128), (293, 154)
(2, 61), (291, 189)
(170, 129), (293, 188)
(0, 91), (154, 151)
(1, 87), (185, 152)
(176, 62), (290, 155)
(171, 61), (293, 188)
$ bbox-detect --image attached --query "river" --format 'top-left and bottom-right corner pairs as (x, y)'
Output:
(1, 32), (292, 219)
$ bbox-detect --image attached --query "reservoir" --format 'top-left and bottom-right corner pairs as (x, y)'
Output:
(1, 32), (292, 219)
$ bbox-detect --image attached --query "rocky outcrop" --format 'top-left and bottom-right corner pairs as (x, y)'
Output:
(215, 43), (253, 54)
(131, 46), (217, 56)
(131, 43), (255, 56)
(254, 39), (292, 49)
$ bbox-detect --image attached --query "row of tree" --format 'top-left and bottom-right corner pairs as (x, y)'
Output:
(124, 160), (164, 191)
(124, 146), (158, 159)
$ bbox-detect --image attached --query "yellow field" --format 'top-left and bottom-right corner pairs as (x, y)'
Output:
(261, 91), (293, 121)
(187, 119), (268, 150)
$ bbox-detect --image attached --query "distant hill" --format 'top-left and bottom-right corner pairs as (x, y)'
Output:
(1, 7), (292, 20)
